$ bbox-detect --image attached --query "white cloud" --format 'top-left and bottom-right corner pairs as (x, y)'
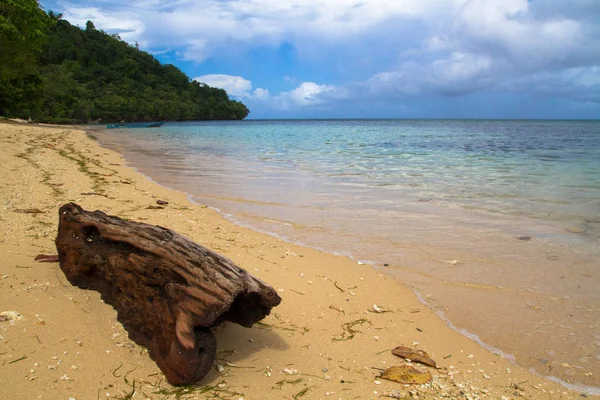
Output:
(181, 39), (210, 63)
(274, 82), (336, 109)
(193, 74), (270, 100)
(56, 0), (466, 58)
(58, 5), (145, 43)
(253, 88), (270, 100)
(448, 0), (591, 70)
(194, 74), (252, 97)
(352, 0), (600, 102)
(288, 82), (334, 105)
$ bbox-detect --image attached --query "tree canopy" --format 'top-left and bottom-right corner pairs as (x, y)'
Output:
(0, 1), (249, 122)
(0, 0), (54, 117)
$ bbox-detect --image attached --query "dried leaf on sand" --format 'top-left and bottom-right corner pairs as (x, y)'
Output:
(380, 365), (432, 384)
(392, 345), (437, 368)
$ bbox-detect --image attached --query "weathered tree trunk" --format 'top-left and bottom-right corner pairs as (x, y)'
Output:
(55, 203), (281, 385)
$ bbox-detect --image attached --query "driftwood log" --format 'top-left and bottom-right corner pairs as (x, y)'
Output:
(55, 203), (281, 385)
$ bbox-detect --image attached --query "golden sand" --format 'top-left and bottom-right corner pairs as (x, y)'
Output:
(0, 122), (586, 399)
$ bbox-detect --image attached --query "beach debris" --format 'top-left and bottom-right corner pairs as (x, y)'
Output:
(332, 318), (371, 342)
(55, 202), (281, 385)
(381, 389), (405, 399)
(368, 304), (392, 314)
(145, 205), (164, 210)
(0, 311), (23, 324)
(156, 200), (169, 205)
(518, 236), (532, 241)
(275, 377), (303, 389)
(445, 260), (460, 266)
(8, 355), (28, 364)
(418, 198), (431, 202)
(329, 305), (344, 314)
(567, 227), (583, 234)
(14, 208), (44, 214)
(392, 346), (437, 368)
(34, 254), (59, 263)
(380, 366), (432, 385)
(292, 386), (316, 399)
(282, 368), (298, 375)
(80, 192), (107, 197)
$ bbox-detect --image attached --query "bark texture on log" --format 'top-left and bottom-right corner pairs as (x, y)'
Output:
(55, 203), (281, 385)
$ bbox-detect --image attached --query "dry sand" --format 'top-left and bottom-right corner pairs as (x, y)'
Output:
(0, 122), (591, 399)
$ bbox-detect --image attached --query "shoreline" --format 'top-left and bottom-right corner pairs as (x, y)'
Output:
(92, 121), (600, 391)
(0, 122), (596, 399)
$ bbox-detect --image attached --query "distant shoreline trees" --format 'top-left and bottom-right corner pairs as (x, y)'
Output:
(0, 1), (249, 123)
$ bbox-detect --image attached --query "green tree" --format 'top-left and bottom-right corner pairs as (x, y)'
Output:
(0, 0), (53, 117)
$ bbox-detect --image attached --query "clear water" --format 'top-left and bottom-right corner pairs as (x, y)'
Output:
(93, 119), (600, 392)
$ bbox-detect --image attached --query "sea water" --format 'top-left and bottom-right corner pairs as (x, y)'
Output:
(92, 119), (600, 392)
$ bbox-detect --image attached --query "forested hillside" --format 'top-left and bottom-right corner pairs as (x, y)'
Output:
(0, 1), (249, 123)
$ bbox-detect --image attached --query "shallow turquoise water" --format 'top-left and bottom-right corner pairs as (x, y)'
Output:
(109, 119), (600, 237)
(94, 119), (600, 391)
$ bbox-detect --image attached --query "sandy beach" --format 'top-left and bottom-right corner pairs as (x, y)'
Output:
(0, 122), (592, 399)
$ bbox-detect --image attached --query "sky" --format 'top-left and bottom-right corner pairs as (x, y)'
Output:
(38, 0), (600, 119)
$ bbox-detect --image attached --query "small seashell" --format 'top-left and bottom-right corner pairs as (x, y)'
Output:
(560, 362), (571, 368)
(0, 311), (23, 324)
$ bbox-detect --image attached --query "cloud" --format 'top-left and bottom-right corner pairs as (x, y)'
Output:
(252, 88), (270, 100)
(345, 0), (600, 103)
(194, 74), (253, 97)
(191, 75), (338, 108)
(54, 5), (145, 43)
(53, 0), (463, 58)
(193, 74), (270, 100)
(274, 82), (336, 109)
(47, 0), (600, 116)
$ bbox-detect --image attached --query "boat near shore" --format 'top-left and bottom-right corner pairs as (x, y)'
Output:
(106, 122), (164, 129)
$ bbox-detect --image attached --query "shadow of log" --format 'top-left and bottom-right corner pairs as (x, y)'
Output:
(55, 203), (281, 385)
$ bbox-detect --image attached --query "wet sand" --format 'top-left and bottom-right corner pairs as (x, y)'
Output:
(0, 122), (595, 399)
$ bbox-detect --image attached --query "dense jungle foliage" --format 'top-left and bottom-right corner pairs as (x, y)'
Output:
(0, 0), (249, 123)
